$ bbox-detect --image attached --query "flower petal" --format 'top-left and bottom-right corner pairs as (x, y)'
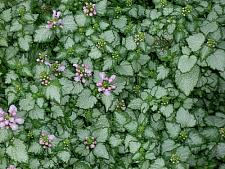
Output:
(8, 105), (17, 115)
(10, 123), (18, 131)
(99, 72), (105, 80)
(108, 75), (116, 83)
(104, 90), (111, 96)
(0, 108), (5, 116)
(15, 118), (24, 124)
(48, 135), (55, 141)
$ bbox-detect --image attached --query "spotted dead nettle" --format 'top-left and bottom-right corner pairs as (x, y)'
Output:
(97, 72), (116, 96)
(46, 10), (63, 29)
(7, 165), (16, 169)
(84, 136), (97, 149)
(0, 105), (24, 130)
(83, 2), (97, 16)
(39, 131), (56, 149)
(73, 64), (92, 83)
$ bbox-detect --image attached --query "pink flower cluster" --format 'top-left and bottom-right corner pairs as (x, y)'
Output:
(97, 72), (116, 96)
(83, 2), (97, 16)
(0, 105), (24, 131)
(73, 64), (92, 83)
(46, 10), (63, 29)
(39, 131), (55, 149)
(7, 165), (16, 169)
(84, 136), (97, 149)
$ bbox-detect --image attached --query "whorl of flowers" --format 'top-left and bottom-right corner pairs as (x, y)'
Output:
(73, 64), (92, 83)
(96, 72), (116, 96)
(45, 61), (66, 76)
(0, 105), (24, 131)
(7, 165), (16, 169)
(84, 136), (97, 149)
(46, 10), (63, 29)
(39, 131), (56, 149)
(83, 2), (97, 16)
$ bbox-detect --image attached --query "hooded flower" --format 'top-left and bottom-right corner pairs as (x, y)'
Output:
(96, 72), (116, 96)
(7, 165), (16, 169)
(0, 105), (24, 131)
(73, 64), (92, 83)
(46, 10), (63, 29)
(83, 2), (97, 16)
(39, 131), (56, 149)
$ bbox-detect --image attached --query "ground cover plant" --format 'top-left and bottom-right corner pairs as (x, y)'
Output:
(0, 0), (225, 168)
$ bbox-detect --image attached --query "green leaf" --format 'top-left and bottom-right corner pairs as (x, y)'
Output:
(186, 33), (205, 51)
(165, 122), (180, 138)
(200, 21), (218, 35)
(101, 30), (115, 43)
(29, 159), (40, 169)
(176, 107), (196, 127)
(29, 106), (44, 119)
(176, 146), (191, 161)
(125, 36), (137, 50)
(161, 139), (177, 153)
(63, 15), (77, 32)
(10, 20), (22, 32)
(6, 139), (28, 163)
(19, 93), (35, 111)
(5, 70), (18, 84)
(109, 135), (122, 147)
(45, 85), (61, 103)
(0, 37), (8, 47)
(88, 47), (102, 59)
(103, 58), (112, 71)
(150, 158), (166, 169)
(112, 15), (127, 30)
(216, 143), (225, 158)
(93, 128), (108, 143)
(18, 35), (32, 51)
(0, 129), (11, 143)
(117, 61), (134, 76)
(96, 0), (107, 15)
(75, 14), (86, 27)
(160, 104), (173, 118)
(206, 49), (225, 71)
(0, 8), (12, 22)
(101, 94), (113, 111)
(34, 27), (52, 42)
(178, 55), (197, 73)
(57, 151), (71, 162)
(51, 105), (64, 118)
(28, 142), (42, 154)
(93, 143), (109, 159)
(128, 98), (143, 110)
(175, 66), (200, 96)
(76, 89), (97, 109)
(157, 65), (169, 80)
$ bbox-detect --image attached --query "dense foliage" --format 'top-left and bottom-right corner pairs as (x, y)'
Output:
(0, 0), (225, 168)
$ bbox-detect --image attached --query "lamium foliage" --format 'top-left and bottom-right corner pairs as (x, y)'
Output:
(0, 0), (225, 168)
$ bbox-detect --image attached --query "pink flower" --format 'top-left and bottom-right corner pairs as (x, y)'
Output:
(73, 64), (92, 83)
(7, 165), (16, 169)
(83, 2), (97, 16)
(97, 72), (116, 96)
(52, 10), (61, 18)
(46, 10), (63, 29)
(0, 105), (24, 131)
(39, 131), (56, 149)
